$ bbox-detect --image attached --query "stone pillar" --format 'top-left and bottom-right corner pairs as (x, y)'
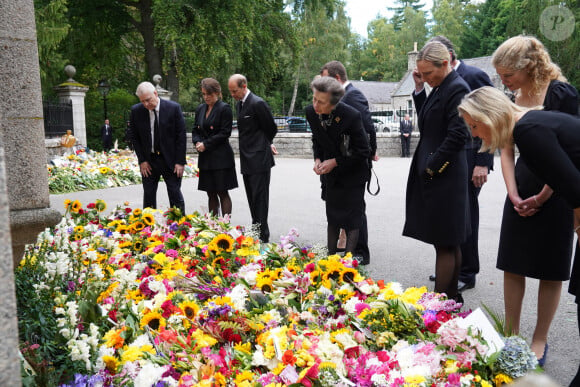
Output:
(54, 65), (89, 146)
(407, 42), (419, 71)
(0, 113), (21, 386)
(153, 74), (173, 100)
(0, 0), (62, 268)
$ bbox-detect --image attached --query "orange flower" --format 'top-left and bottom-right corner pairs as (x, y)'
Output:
(282, 349), (297, 366)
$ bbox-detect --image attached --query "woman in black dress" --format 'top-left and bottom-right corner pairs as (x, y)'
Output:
(305, 76), (370, 258)
(491, 35), (578, 363)
(403, 41), (471, 302)
(459, 86), (580, 383)
(192, 78), (238, 216)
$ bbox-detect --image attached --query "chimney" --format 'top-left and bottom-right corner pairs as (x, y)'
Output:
(407, 42), (419, 71)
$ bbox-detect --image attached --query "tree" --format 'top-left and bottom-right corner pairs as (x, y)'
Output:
(34, 0), (70, 92)
(431, 0), (477, 58)
(286, 0), (351, 114)
(388, 0), (428, 31)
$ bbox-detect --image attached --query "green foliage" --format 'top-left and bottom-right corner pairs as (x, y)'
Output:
(85, 88), (137, 151)
(35, 0), (71, 91)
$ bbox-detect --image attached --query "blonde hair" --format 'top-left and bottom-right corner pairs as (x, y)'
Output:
(417, 41), (451, 68)
(492, 35), (566, 96)
(457, 87), (533, 153)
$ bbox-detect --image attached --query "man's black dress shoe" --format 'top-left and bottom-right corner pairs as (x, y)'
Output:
(429, 274), (436, 281)
(457, 279), (475, 292)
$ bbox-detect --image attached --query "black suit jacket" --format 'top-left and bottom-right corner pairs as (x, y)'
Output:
(456, 61), (494, 170)
(342, 83), (377, 156)
(130, 98), (186, 169)
(306, 102), (370, 187)
(101, 124), (113, 142)
(236, 92), (277, 174)
(192, 100), (235, 170)
(399, 119), (413, 134)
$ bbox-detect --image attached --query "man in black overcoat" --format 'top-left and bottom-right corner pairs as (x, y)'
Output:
(228, 74), (278, 243)
(130, 81), (186, 213)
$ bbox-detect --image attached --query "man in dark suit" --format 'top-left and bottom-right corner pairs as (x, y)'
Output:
(101, 119), (113, 151)
(228, 74), (277, 242)
(399, 114), (413, 157)
(130, 81), (186, 213)
(320, 60), (377, 265)
(428, 35), (494, 292)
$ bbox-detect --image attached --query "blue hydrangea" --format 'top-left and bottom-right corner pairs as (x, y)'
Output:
(495, 336), (538, 378)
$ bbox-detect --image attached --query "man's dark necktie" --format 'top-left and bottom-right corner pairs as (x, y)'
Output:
(153, 110), (160, 154)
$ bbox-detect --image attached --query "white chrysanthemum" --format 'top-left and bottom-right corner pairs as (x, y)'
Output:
(148, 279), (167, 295)
(358, 282), (379, 295)
(343, 295), (363, 314)
(371, 373), (389, 386)
(133, 363), (166, 387)
(229, 284), (248, 312)
(167, 314), (185, 325)
(315, 333), (347, 375)
(131, 334), (152, 347)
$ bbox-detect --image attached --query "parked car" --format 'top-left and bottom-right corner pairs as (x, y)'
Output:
(232, 120), (238, 131)
(372, 118), (388, 132)
(274, 116), (289, 132)
(286, 117), (311, 132)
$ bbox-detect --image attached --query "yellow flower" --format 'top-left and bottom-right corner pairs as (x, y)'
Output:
(480, 380), (493, 387)
(401, 286), (428, 306)
(120, 346), (143, 363)
(102, 355), (119, 373)
(70, 200), (82, 213)
(140, 311), (166, 330)
(213, 372), (226, 386)
(234, 342), (252, 355)
(340, 267), (361, 283)
(132, 208), (142, 217)
(256, 276), (274, 293)
(444, 359), (459, 374)
(74, 225), (85, 234)
(132, 221), (145, 232)
(323, 260), (344, 281)
(64, 199), (72, 209)
(179, 300), (200, 319)
(153, 252), (169, 267)
(190, 328), (218, 348)
(235, 370), (254, 384)
(493, 373), (513, 385)
(319, 361), (336, 369)
(142, 213), (155, 226)
(95, 199), (106, 212)
(404, 375), (426, 385)
(99, 166), (110, 174)
(208, 234), (235, 253)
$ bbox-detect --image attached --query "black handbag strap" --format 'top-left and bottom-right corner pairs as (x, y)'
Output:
(366, 164), (380, 196)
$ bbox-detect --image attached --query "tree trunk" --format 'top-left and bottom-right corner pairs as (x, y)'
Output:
(288, 64), (301, 116)
(132, 0), (163, 83)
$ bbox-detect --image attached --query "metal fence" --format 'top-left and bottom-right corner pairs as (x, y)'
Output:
(43, 99), (73, 137)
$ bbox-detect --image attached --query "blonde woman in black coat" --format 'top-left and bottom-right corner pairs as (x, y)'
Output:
(192, 78), (238, 216)
(403, 41), (471, 302)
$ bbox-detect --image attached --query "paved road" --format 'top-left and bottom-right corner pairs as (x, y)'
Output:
(50, 156), (578, 386)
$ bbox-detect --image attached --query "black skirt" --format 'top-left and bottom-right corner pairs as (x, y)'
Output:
(325, 181), (365, 230)
(496, 158), (573, 281)
(197, 167), (238, 192)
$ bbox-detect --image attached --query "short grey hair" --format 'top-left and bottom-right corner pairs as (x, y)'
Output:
(135, 81), (156, 97)
(310, 76), (344, 105)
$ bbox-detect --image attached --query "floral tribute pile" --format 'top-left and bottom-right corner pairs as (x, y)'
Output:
(48, 149), (198, 194)
(16, 200), (539, 387)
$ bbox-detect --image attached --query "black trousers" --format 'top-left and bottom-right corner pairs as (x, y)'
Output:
(459, 148), (482, 283)
(401, 135), (411, 157)
(142, 154), (185, 213)
(243, 171), (271, 242)
(354, 201), (370, 262)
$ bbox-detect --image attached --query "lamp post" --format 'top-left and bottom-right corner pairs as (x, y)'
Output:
(97, 78), (110, 120)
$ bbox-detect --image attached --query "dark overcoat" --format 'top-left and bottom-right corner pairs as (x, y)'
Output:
(402, 70), (471, 245)
(306, 102), (370, 188)
(236, 92), (277, 175)
(192, 100), (235, 171)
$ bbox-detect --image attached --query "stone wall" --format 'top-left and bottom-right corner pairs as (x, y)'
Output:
(45, 132), (420, 161)
(186, 131), (420, 158)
